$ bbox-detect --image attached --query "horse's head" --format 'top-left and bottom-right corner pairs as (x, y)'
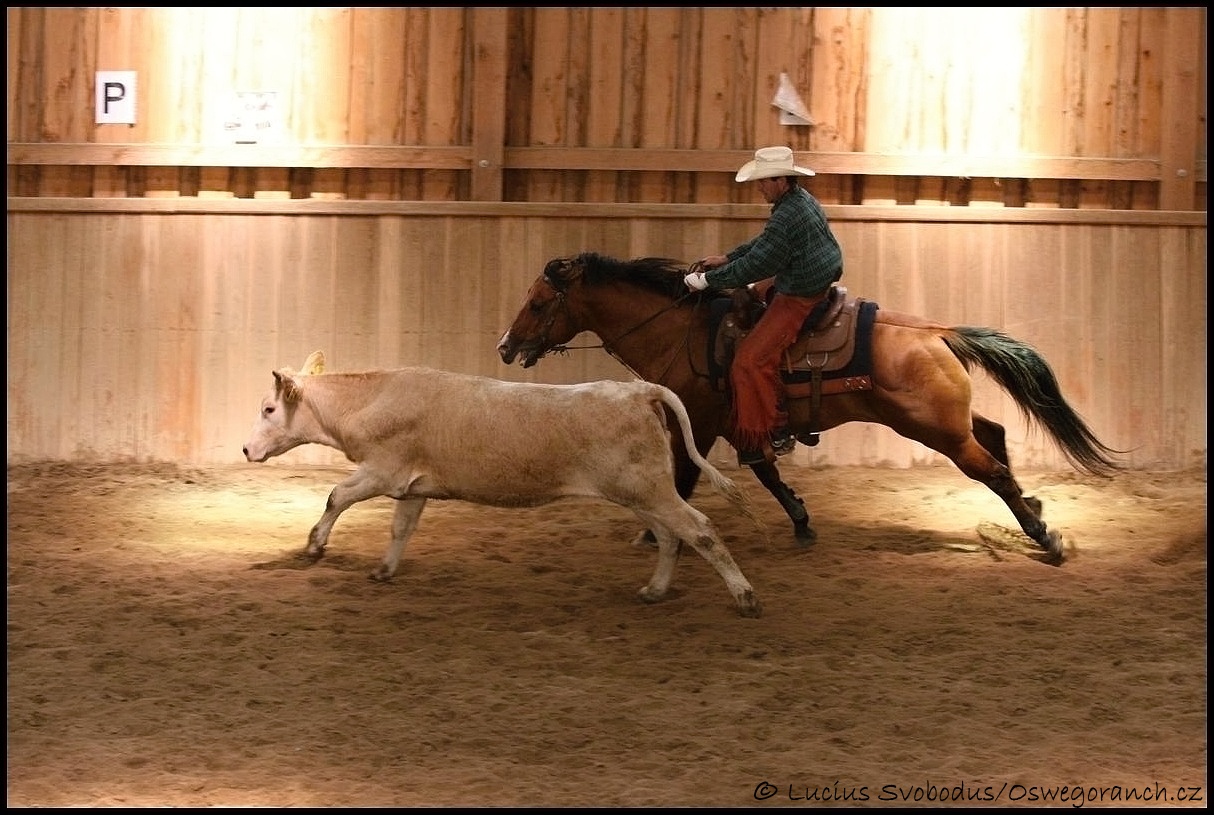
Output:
(497, 252), (693, 368)
(496, 255), (587, 368)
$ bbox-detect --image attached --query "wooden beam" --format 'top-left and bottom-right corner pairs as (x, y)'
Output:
(503, 148), (1169, 181)
(4, 144), (472, 169)
(8, 196), (1205, 227)
(8, 143), (1178, 182)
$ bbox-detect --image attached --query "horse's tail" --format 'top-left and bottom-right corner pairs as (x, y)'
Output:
(650, 385), (763, 528)
(942, 327), (1124, 476)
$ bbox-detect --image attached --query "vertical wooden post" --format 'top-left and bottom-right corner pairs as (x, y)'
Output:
(1158, 7), (1201, 211)
(470, 7), (508, 201)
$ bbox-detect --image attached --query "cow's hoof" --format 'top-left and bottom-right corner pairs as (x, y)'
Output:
(637, 585), (667, 604)
(737, 591), (763, 618)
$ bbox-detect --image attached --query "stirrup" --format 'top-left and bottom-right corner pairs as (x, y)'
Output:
(771, 429), (796, 457)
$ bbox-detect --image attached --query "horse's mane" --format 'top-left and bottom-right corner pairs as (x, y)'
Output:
(561, 252), (689, 300)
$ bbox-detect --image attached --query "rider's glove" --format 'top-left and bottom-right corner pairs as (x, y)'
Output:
(683, 272), (709, 291)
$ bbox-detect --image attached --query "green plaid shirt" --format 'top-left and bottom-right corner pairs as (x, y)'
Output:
(705, 186), (843, 296)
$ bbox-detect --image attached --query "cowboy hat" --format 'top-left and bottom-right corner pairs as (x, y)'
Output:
(734, 145), (815, 182)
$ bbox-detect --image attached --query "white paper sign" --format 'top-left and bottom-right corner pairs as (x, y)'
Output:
(222, 91), (282, 144)
(95, 71), (137, 124)
(772, 72), (814, 127)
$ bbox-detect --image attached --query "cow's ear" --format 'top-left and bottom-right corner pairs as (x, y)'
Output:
(272, 369), (304, 404)
(301, 351), (325, 376)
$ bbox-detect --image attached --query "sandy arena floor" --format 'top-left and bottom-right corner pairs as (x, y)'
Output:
(6, 461), (1207, 807)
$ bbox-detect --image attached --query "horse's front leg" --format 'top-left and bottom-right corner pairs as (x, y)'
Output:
(748, 460), (815, 545)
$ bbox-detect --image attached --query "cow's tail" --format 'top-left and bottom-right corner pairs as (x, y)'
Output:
(651, 385), (762, 530)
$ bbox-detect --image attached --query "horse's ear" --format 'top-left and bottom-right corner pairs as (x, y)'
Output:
(542, 258), (570, 292)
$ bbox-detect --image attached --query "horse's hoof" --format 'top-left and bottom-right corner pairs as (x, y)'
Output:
(1042, 530), (1064, 565)
(794, 524), (817, 548)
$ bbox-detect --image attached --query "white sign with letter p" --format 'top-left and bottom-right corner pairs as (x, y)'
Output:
(95, 71), (137, 124)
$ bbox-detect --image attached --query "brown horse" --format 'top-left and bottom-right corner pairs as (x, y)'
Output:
(496, 252), (1123, 563)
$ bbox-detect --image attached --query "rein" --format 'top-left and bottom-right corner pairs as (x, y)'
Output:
(545, 281), (707, 385)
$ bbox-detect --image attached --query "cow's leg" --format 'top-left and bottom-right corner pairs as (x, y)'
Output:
(304, 468), (390, 562)
(635, 523), (682, 603)
(635, 503), (762, 618)
(371, 496), (427, 581)
(683, 529), (762, 618)
(630, 452), (704, 549)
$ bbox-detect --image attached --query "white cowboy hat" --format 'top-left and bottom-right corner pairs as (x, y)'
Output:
(734, 145), (815, 182)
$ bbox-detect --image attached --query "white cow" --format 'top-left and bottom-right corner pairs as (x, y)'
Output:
(242, 351), (762, 617)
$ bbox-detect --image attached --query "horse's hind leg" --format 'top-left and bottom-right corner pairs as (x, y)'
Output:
(972, 412), (1043, 517)
(950, 434), (1063, 563)
(971, 412), (1010, 467)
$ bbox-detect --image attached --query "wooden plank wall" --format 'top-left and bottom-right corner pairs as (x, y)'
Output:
(6, 7), (1207, 209)
(6, 7), (1207, 469)
(6, 206), (1205, 470)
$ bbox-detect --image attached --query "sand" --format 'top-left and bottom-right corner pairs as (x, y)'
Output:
(6, 460), (1206, 807)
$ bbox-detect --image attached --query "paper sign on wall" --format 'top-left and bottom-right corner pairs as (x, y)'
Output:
(222, 91), (282, 144)
(95, 71), (137, 124)
(772, 72), (814, 126)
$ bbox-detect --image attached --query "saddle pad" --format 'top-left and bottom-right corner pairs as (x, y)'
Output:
(781, 300), (879, 386)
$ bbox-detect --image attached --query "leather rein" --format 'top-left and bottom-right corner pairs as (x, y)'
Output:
(540, 266), (710, 385)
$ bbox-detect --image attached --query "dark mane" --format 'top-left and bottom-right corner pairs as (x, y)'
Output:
(572, 252), (690, 299)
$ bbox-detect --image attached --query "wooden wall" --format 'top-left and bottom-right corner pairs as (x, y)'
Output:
(6, 202), (1205, 470)
(7, 7), (1207, 209)
(6, 7), (1207, 469)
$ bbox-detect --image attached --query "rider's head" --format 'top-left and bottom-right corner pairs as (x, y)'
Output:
(735, 146), (814, 202)
(734, 146), (815, 183)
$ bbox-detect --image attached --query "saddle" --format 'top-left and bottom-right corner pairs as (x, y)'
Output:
(708, 283), (878, 446)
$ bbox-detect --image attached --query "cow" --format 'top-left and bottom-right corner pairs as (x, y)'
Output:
(242, 351), (762, 617)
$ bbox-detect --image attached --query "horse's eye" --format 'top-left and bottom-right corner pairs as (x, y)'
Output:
(529, 299), (547, 315)
(263, 405), (275, 417)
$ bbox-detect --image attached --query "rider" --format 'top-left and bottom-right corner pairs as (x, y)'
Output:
(683, 145), (844, 466)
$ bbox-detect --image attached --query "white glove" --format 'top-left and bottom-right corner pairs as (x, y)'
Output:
(683, 272), (709, 291)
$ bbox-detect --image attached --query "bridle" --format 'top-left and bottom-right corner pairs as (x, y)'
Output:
(536, 266), (710, 385)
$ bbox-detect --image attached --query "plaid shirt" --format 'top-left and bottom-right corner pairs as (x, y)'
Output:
(705, 186), (843, 296)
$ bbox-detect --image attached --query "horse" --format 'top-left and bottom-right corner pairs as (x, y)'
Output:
(496, 252), (1125, 564)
